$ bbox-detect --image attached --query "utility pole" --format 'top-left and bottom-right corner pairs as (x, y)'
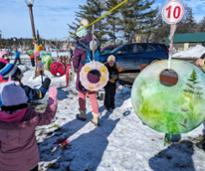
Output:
(25, 0), (37, 40)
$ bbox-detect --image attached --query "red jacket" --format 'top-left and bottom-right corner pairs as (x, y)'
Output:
(29, 54), (35, 59)
(0, 58), (8, 64)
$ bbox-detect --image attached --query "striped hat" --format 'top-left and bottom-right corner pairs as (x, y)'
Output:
(3, 66), (22, 81)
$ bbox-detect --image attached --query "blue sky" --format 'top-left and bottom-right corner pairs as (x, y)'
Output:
(0, 0), (204, 39)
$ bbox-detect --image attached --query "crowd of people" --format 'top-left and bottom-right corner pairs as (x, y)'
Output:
(0, 48), (22, 64)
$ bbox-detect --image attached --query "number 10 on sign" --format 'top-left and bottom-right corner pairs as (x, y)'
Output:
(162, 0), (184, 25)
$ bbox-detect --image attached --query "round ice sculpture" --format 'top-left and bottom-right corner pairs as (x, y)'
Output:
(131, 60), (205, 134)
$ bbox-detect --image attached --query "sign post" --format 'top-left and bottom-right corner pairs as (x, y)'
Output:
(162, 0), (184, 69)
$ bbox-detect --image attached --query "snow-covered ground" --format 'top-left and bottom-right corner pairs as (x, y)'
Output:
(21, 67), (205, 171)
(173, 45), (205, 59)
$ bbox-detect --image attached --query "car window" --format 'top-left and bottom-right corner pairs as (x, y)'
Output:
(116, 45), (130, 55)
(101, 48), (113, 55)
(111, 46), (122, 53)
(154, 44), (168, 51)
(145, 45), (156, 52)
(132, 44), (144, 53)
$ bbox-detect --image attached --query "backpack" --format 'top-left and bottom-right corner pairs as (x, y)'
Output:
(83, 48), (102, 64)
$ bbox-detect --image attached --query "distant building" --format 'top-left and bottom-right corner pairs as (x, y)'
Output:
(173, 32), (205, 51)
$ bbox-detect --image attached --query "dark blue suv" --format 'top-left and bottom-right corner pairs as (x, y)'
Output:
(100, 43), (168, 72)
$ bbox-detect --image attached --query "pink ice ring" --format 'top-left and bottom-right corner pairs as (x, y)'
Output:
(80, 61), (109, 92)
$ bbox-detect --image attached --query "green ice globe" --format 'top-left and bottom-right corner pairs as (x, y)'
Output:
(131, 60), (205, 134)
(42, 55), (53, 70)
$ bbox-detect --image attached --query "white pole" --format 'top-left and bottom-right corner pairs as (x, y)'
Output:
(92, 25), (95, 61)
(168, 24), (177, 70)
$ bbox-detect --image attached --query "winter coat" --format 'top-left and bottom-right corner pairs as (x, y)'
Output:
(73, 34), (92, 92)
(15, 51), (21, 59)
(0, 88), (57, 171)
(29, 54), (35, 60)
(21, 84), (48, 102)
(0, 58), (8, 64)
(73, 47), (87, 92)
(105, 63), (119, 85)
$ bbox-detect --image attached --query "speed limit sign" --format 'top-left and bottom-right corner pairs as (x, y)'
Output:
(162, 0), (184, 24)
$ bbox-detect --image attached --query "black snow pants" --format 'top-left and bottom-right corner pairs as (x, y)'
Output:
(104, 82), (116, 110)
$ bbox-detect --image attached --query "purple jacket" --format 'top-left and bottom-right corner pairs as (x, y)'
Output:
(0, 87), (57, 171)
(73, 47), (87, 92)
(73, 34), (92, 92)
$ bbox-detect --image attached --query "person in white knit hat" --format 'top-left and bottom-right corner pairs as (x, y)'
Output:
(104, 55), (119, 111)
(0, 82), (58, 171)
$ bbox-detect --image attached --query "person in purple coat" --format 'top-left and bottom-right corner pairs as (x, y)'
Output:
(0, 83), (57, 171)
(73, 22), (100, 126)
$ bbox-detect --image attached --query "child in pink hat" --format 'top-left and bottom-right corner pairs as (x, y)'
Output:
(0, 82), (58, 171)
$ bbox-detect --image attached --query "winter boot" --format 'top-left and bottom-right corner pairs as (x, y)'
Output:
(196, 136), (205, 150)
(91, 113), (100, 126)
(76, 110), (87, 121)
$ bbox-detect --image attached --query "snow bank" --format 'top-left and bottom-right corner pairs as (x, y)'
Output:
(18, 64), (29, 72)
(22, 68), (77, 91)
(51, 51), (71, 58)
(20, 51), (71, 60)
(20, 54), (29, 59)
(173, 45), (205, 59)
